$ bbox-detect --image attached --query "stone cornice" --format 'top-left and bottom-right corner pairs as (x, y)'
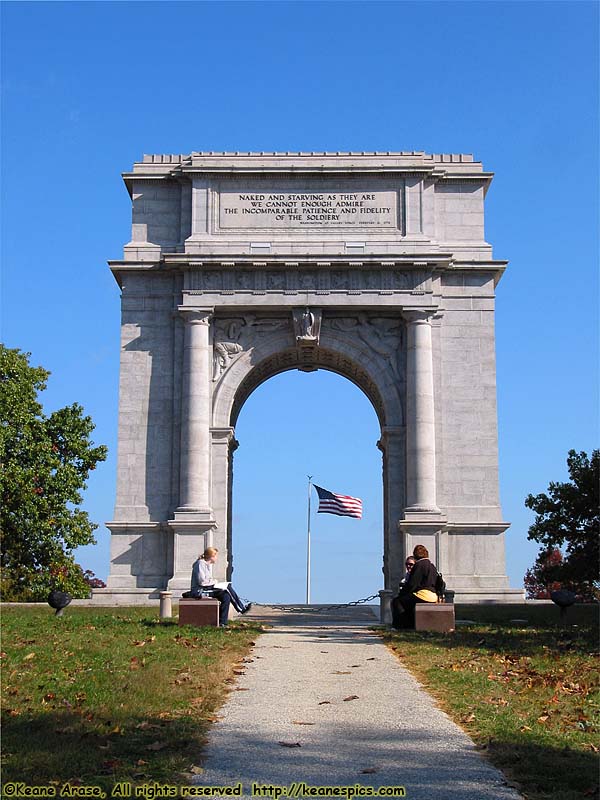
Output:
(121, 151), (491, 194)
(109, 255), (508, 272)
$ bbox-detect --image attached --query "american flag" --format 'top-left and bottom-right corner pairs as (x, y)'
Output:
(313, 485), (363, 519)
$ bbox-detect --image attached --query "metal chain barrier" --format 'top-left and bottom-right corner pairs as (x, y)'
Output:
(248, 593), (380, 613)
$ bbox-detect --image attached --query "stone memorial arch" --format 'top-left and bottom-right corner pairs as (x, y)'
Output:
(101, 152), (523, 611)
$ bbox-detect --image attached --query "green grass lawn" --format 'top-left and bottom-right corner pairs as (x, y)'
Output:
(1, 606), (264, 794)
(380, 604), (600, 800)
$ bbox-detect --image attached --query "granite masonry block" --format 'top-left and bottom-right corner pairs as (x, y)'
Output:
(442, 311), (484, 325)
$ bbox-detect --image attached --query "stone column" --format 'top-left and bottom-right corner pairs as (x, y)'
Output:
(167, 307), (215, 594)
(177, 308), (212, 515)
(210, 427), (236, 581)
(403, 309), (440, 516)
(378, 427), (406, 625)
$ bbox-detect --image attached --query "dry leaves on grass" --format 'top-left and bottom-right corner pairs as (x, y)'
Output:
(172, 672), (192, 685)
(146, 741), (168, 751)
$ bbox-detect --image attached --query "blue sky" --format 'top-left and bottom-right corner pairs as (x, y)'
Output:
(2, 1), (598, 603)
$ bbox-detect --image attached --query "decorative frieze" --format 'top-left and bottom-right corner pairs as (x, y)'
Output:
(184, 267), (430, 296)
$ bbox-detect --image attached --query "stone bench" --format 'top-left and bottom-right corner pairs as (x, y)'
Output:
(415, 603), (455, 633)
(178, 598), (220, 627)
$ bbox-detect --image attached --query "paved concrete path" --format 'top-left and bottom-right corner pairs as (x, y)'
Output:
(193, 606), (522, 800)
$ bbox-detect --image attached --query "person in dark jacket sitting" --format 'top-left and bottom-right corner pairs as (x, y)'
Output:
(391, 545), (440, 629)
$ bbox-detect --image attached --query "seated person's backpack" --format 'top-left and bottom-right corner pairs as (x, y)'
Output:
(435, 573), (446, 602)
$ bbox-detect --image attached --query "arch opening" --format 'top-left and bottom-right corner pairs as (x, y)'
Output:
(229, 368), (383, 604)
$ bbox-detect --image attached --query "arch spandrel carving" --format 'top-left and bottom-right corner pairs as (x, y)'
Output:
(210, 312), (405, 431)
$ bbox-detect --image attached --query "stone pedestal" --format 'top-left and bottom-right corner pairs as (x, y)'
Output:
(178, 598), (220, 627)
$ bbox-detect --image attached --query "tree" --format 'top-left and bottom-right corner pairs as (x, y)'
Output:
(525, 449), (599, 602)
(0, 346), (108, 600)
(523, 547), (564, 599)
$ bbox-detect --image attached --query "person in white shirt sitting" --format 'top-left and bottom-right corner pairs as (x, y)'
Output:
(190, 546), (252, 626)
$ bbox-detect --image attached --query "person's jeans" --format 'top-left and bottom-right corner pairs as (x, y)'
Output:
(210, 588), (231, 626)
(209, 584), (245, 625)
(225, 584), (245, 613)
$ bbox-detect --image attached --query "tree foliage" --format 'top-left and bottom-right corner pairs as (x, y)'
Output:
(0, 346), (108, 600)
(523, 547), (564, 600)
(525, 450), (599, 601)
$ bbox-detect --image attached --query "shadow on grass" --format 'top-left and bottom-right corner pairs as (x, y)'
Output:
(380, 624), (599, 659)
(2, 707), (209, 791)
(478, 736), (599, 800)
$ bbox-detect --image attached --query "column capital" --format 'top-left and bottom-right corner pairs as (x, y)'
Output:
(178, 307), (213, 325)
(402, 308), (437, 325)
(210, 427), (236, 445)
(377, 426), (405, 452)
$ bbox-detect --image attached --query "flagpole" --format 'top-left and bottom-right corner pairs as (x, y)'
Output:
(306, 475), (312, 605)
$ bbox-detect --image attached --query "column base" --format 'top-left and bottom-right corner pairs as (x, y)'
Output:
(172, 508), (216, 523)
(401, 507), (445, 522)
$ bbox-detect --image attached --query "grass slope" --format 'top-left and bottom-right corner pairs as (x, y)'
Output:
(1, 606), (263, 792)
(380, 605), (599, 800)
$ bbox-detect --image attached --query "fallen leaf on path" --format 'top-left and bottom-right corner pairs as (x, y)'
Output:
(318, 701), (331, 705)
(343, 695), (359, 702)
(235, 687), (250, 691)
(278, 741), (301, 748)
(331, 671), (351, 675)
(366, 658), (378, 661)
(292, 721), (316, 725)
(233, 670), (246, 676)
(360, 768), (377, 774)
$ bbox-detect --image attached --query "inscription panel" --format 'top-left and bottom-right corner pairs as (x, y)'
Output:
(219, 190), (397, 229)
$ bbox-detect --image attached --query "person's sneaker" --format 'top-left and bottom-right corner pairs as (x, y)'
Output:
(241, 603), (253, 615)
